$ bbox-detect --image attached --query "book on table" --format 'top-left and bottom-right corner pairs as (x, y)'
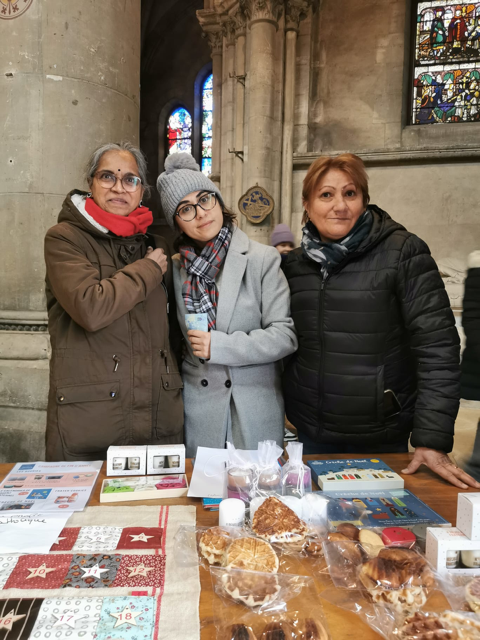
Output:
(307, 458), (404, 491)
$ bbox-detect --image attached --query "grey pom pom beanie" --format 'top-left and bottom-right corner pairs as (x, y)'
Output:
(156, 153), (224, 228)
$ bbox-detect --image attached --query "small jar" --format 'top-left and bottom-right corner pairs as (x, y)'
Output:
(227, 467), (253, 503)
(153, 455), (165, 470)
(128, 457), (140, 471)
(446, 549), (459, 568)
(258, 468), (281, 494)
(167, 455), (180, 468)
(219, 498), (245, 527)
(461, 550), (480, 568)
(113, 457), (127, 471)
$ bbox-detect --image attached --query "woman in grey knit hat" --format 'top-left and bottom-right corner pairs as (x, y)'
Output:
(157, 153), (297, 457)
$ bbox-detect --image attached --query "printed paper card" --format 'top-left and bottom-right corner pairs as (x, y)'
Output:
(185, 313), (208, 332)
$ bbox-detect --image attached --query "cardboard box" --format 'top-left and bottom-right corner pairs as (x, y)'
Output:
(457, 493), (480, 540)
(147, 444), (185, 475)
(426, 526), (480, 574)
(106, 445), (147, 476)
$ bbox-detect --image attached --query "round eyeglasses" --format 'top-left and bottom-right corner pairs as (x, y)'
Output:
(175, 192), (217, 221)
(94, 171), (142, 193)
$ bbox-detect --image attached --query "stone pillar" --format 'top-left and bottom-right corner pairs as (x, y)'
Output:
(243, 0), (283, 243)
(281, 1), (311, 227)
(220, 18), (236, 208)
(0, 0), (140, 462)
(198, 10), (223, 186)
(233, 6), (247, 230)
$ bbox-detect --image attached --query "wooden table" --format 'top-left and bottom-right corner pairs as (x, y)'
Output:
(0, 454), (476, 639)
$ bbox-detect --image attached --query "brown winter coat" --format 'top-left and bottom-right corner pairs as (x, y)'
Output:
(44, 190), (184, 461)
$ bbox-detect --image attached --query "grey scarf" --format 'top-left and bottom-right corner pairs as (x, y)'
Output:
(301, 209), (373, 279)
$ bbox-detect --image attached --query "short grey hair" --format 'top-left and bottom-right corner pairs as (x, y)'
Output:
(85, 142), (150, 195)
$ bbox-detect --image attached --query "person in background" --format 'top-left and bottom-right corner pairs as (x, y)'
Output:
(282, 152), (479, 489)
(461, 251), (480, 480)
(44, 142), (183, 461)
(271, 223), (298, 443)
(271, 223), (295, 260)
(156, 153), (297, 458)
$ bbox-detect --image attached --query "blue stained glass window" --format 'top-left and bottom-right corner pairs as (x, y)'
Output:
(202, 74), (213, 175)
(413, 1), (480, 124)
(167, 107), (192, 154)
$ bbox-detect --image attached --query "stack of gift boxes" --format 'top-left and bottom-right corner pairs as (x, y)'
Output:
(426, 493), (480, 573)
(106, 444), (186, 476)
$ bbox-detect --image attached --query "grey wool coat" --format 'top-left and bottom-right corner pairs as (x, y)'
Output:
(172, 227), (298, 457)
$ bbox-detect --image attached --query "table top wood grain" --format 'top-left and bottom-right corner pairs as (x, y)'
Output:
(0, 453), (475, 639)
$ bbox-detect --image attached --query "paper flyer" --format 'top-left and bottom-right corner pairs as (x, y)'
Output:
(0, 461), (101, 513)
(0, 512), (71, 554)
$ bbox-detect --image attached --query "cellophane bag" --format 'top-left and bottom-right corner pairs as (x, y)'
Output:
(436, 570), (480, 613)
(280, 442), (312, 498)
(211, 566), (331, 639)
(174, 524), (247, 569)
(252, 440), (283, 498)
(226, 442), (257, 503)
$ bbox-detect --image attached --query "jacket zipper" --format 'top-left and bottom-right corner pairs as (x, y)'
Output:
(112, 355), (120, 372)
(317, 277), (327, 421)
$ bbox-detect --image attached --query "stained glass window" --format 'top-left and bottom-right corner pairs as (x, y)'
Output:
(202, 74), (213, 175)
(412, 1), (480, 124)
(167, 107), (192, 154)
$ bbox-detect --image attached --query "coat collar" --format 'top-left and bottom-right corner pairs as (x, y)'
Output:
(215, 226), (248, 333)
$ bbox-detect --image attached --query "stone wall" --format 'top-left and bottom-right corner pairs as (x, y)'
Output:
(0, 0), (141, 462)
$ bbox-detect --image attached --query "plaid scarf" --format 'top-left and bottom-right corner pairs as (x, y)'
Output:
(180, 225), (232, 330)
(301, 209), (373, 279)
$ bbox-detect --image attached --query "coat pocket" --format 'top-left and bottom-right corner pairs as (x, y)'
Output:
(155, 373), (184, 438)
(56, 381), (125, 455)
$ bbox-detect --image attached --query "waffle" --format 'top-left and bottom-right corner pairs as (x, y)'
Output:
(260, 620), (297, 639)
(466, 576), (480, 613)
(221, 570), (280, 608)
(399, 611), (480, 640)
(199, 526), (232, 565)
(296, 618), (329, 640)
(220, 624), (258, 640)
(226, 537), (279, 573)
(359, 547), (434, 615)
(251, 497), (308, 543)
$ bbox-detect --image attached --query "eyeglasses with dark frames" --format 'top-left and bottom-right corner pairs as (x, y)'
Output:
(175, 192), (217, 221)
(94, 171), (142, 193)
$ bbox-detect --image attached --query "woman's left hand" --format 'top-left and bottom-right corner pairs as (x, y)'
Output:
(402, 447), (480, 489)
(187, 330), (211, 359)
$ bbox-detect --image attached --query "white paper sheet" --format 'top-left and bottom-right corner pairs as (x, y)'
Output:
(0, 461), (102, 513)
(0, 512), (71, 554)
(188, 446), (261, 498)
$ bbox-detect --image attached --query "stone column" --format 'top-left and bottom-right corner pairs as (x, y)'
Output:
(198, 10), (223, 186)
(233, 5), (247, 230)
(281, 1), (311, 227)
(0, 0), (140, 461)
(243, 0), (283, 243)
(220, 18), (236, 208)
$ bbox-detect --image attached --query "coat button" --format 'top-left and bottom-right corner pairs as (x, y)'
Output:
(225, 380), (232, 388)
(110, 391), (116, 398)
(129, 245), (135, 252)
(199, 358), (205, 364)
(201, 379), (208, 387)
(58, 395), (65, 402)
(164, 381), (169, 388)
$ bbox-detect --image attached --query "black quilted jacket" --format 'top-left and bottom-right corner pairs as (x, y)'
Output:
(282, 205), (460, 453)
(461, 253), (480, 401)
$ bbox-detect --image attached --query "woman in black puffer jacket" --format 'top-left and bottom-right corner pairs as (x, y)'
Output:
(283, 153), (479, 489)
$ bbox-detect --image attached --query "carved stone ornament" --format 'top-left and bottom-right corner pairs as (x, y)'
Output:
(244, 0), (283, 25)
(285, 0), (313, 30)
(222, 16), (236, 45)
(238, 185), (275, 224)
(232, 3), (247, 37)
(197, 8), (223, 55)
(203, 29), (223, 55)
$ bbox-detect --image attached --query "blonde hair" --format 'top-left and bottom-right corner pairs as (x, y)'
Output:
(302, 153), (370, 225)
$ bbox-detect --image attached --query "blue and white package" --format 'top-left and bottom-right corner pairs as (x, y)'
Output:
(185, 313), (208, 332)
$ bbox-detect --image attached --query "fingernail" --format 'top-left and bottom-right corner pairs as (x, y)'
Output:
(401, 469), (408, 473)
(462, 484), (468, 489)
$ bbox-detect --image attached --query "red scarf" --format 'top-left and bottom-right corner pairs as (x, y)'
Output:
(85, 197), (153, 237)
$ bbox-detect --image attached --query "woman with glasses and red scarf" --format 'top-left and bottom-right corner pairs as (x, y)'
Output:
(157, 153), (297, 457)
(44, 142), (183, 461)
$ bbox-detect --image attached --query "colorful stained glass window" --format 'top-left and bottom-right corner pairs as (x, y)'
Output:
(412, 1), (480, 124)
(167, 107), (192, 154)
(202, 74), (213, 175)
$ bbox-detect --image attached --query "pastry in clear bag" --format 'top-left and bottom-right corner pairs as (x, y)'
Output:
(251, 496), (308, 545)
(396, 611), (480, 640)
